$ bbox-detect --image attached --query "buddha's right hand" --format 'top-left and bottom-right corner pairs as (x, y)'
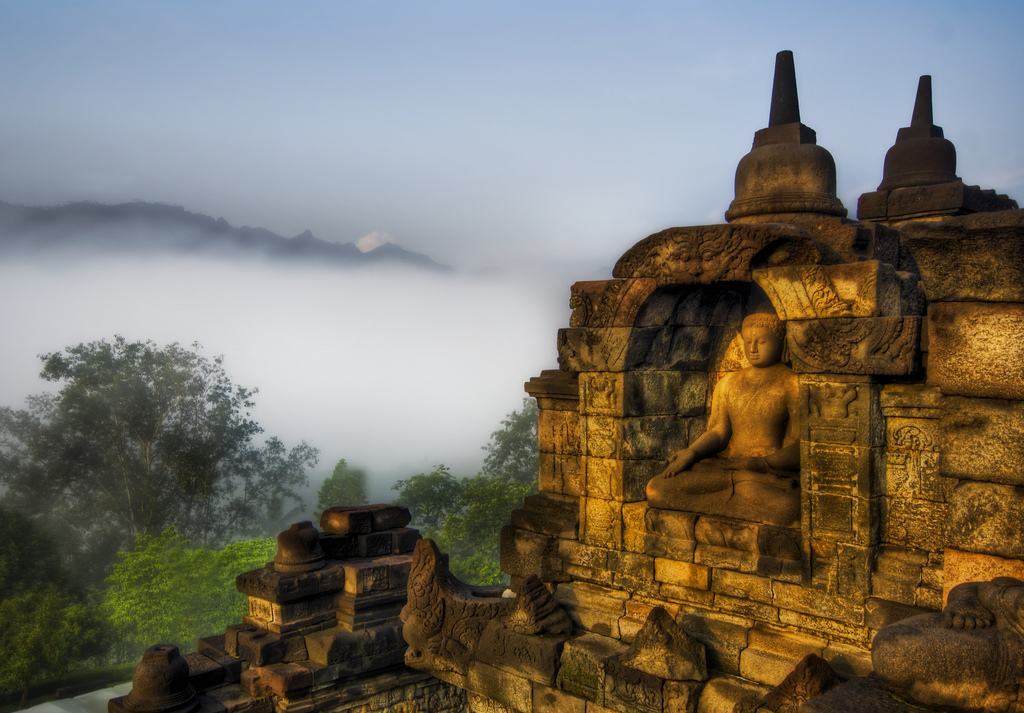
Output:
(661, 448), (698, 478)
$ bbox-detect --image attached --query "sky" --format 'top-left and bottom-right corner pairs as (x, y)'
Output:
(0, 1), (1021, 498)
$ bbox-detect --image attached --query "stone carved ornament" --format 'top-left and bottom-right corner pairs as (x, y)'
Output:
(612, 223), (830, 285)
(400, 539), (570, 675)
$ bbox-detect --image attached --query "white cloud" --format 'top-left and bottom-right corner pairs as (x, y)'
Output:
(356, 231), (394, 253)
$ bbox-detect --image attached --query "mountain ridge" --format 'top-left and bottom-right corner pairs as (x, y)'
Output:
(0, 200), (452, 271)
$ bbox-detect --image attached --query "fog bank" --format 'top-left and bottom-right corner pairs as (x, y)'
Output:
(0, 256), (596, 500)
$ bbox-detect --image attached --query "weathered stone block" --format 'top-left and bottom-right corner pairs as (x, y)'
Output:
(663, 680), (703, 713)
(654, 558), (710, 589)
(242, 663), (313, 698)
(940, 395), (1024, 486)
(692, 675), (769, 713)
(658, 583), (715, 609)
(466, 662), (533, 713)
(579, 497), (623, 550)
(357, 531), (393, 558)
(511, 494), (579, 539)
(555, 633), (628, 703)
(676, 614), (749, 676)
(500, 526), (565, 582)
(885, 415), (947, 503)
(645, 535), (697, 562)
(538, 408), (582, 456)
(558, 327), (719, 373)
(197, 635), (243, 683)
(900, 210), (1024, 302)
(341, 560), (390, 596)
(711, 570), (773, 604)
(947, 481), (1024, 560)
(392, 527), (421, 554)
(754, 260), (902, 320)
(585, 456), (665, 502)
(467, 692), (518, 713)
(943, 548), (1024, 605)
(787, 317), (920, 376)
(569, 278), (659, 328)
(613, 223), (826, 284)
(928, 302), (1024, 399)
(739, 627), (827, 686)
(582, 415), (691, 461)
(607, 550), (653, 579)
(319, 507), (373, 535)
(603, 659), (662, 713)
(532, 684), (585, 713)
(621, 502), (647, 553)
(646, 509), (697, 541)
(525, 370), (579, 412)
(476, 620), (565, 686)
(538, 453), (583, 496)
(235, 628), (308, 666)
(245, 593), (336, 634)
(772, 581), (863, 624)
(236, 561), (346, 604)
(882, 497), (947, 552)
(579, 370), (707, 417)
(558, 538), (609, 571)
(802, 374), (884, 448)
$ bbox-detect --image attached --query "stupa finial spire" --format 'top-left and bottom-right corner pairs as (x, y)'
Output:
(768, 50), (801, 127)
(910, 75), (933, 129)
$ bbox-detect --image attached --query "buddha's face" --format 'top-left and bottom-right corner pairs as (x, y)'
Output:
(742, 324), (783, 367)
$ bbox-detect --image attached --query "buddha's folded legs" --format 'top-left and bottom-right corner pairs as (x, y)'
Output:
(646, 460), (799, 527)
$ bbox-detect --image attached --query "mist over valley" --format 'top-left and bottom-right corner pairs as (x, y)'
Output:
(0, 200), (583, 502)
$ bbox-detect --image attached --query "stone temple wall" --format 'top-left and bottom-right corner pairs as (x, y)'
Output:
(492, 210), (1024, 712)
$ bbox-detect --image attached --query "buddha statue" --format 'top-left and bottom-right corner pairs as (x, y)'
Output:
(645, 313), (800, 528)
(872, 577), (1024, 712)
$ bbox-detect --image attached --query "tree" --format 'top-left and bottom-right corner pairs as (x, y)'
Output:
(437, 474), (534, 584)
(316, 459), (368, 513)
(391, 464), (465, 538)
(481, 397), (539, 485)
(391, 400), (541, 585)
(0, 585), (104, 708)
(0, 504), (68, 598)
(0, 336), (319, 586)
(101, 527), (276, 660)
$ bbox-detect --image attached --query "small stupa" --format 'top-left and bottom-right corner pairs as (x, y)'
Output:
(858, 75), (1017, 222)
(726, 50), (847, 223)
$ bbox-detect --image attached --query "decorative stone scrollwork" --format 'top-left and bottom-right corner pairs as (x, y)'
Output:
(401, 539), (571, 676)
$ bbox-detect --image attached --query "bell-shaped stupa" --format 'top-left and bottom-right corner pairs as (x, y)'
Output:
(858, 75), (1017, 222)
(726, 50), (847, 223)
(877, 76), (958, 191)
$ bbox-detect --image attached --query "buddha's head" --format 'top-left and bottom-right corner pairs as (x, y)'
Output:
(741, 313), (785, 367)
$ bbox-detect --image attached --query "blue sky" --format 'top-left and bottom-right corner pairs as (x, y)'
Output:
(1, 1), (1021, 271)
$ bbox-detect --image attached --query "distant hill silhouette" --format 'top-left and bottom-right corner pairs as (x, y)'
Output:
(0, 201), (452, 271)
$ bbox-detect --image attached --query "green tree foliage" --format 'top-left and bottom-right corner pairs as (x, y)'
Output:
(102, 527), (276, 660)
(391, 464), (465, 539)
(0, 585), (104, 708)
(316, 458), (369, 513)
(437, 474), (534, 584)
(0, 504), (68, 597)
(392, 399), (540, 585)
(0, 336), (318, 586)
(481, 397), (539, 485)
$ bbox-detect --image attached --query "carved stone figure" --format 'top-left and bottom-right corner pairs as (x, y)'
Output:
(646, 313), (800, 527)
(400, 539), (570, 676)
(872, 577), (1024, 712)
